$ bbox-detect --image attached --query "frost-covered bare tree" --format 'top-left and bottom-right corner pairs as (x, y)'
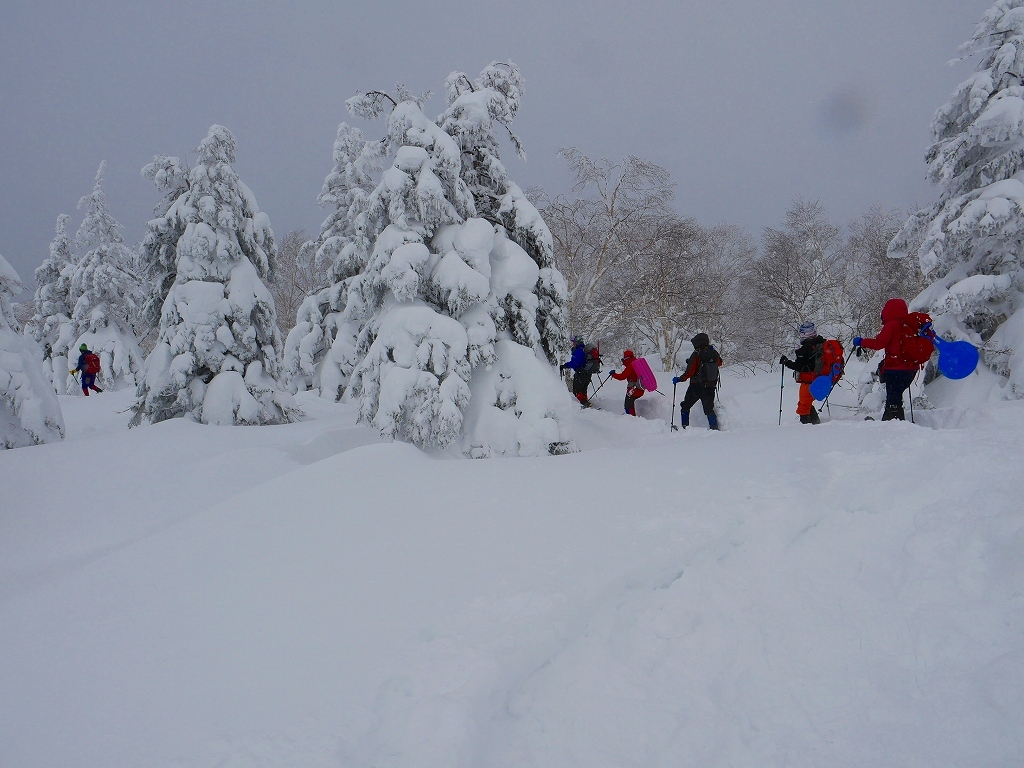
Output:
(268, 229), (326, 338)
(540, 150), (675, 345)
(737, 199), (845, 363)
(843, 204), (923, 337)
(620, 218), (755, 369)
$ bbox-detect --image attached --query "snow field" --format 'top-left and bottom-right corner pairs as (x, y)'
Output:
(1, 368), (1022, 767)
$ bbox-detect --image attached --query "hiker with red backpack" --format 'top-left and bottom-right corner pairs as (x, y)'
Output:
(609, 349), (645, 416)
(779, 322), (844, 424)
(853, 298), (934, 421)
(70, 343), (103, 396)
(672, 333), (722, 430)
(560, 337), (601, 407)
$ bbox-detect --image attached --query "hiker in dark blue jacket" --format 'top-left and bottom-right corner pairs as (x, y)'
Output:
(69, 343), (103, 396)
(560, 337), (594, 406)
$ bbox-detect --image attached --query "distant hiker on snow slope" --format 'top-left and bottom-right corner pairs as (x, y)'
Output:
(70, 343), (103, 396)
(609, 349), (644, 416)
(673, 333), (722, 430)
(853, 298), (931, 421)
(779, 322), (835, 425)
(560, 337), (599, 407)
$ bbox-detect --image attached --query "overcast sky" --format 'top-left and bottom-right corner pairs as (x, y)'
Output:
(0, 0), (991, 289)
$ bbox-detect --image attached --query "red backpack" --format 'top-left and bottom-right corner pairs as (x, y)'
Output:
(83, 353), (102, 374)
(896, 312), (935, 367)
(818, 339), (844, 383)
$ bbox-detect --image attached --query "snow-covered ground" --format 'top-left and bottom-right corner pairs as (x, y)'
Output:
(2, 363), (1022, 767)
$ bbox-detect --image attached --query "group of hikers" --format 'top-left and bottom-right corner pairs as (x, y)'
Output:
(562, 297), (931, 427)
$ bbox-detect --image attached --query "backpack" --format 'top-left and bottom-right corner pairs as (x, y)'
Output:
(896, 312), (935, 367)
(695, 347), (720, 386)
(83, 353), (101, 374)
(818, 339), (844, 383)
(583, 345), (602, 375)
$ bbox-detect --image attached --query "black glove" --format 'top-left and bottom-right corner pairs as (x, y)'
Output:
(779, 356), (790, 366)
(559, 364), (566, 371)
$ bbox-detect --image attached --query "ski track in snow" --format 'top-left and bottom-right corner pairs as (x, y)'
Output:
(1, 365), (1023, 767)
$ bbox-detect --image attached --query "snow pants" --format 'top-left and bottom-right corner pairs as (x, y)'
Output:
(572, 370), (593, 404)
(624, 387), (644, 416)
(81, 373), (101, 394)
(882, 369), (916, 420)
(680, 383), (716, 427)
(796, 382), (814, 416)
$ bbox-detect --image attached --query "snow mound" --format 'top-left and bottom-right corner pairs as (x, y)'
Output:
(462, 339), (577, 457)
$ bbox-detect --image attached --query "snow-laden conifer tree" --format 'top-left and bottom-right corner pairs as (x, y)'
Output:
(890, 0), (1024, 394)
(0, 253), (65, 448)
(25, 214), (78, 391)
(438, 62), (568, 364)
(336, 69), (573, 456)
(132, 125), (300, 426)
(282, 123), (374, 397)
(66, 162), (145, 391)
(137, 155), (191, 332)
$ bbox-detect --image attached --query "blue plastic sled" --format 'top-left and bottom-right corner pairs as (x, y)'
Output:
(809, 364), (842, 401)
(933, 336), (979, 380)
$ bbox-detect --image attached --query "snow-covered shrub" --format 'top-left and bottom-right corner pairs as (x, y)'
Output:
(132, 125), (300, 426)
(25, 214), (78, 391)
(67, 162), (145, 392)
(0, 254), (65, 448)
(325, 66), (572, 455)
(890, 0), (1024, 395)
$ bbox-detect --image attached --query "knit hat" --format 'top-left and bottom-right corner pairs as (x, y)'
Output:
(80, 343), (89, 351)
(797, 322), (817, 340)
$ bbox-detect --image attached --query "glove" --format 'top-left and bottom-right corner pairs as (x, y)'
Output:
(69, 369), (78, 375)
(559, 364), (566, 371)
(779, 356), (789, 366)
(608, 370), (615, 377)
(672, 376), (680, 385)
(852, 337), (863, 347)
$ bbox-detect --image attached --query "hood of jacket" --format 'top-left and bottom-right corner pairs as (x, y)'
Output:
(880, 298), (908, 324)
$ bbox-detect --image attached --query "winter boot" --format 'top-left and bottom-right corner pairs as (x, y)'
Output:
(92, 386), (103, 393)
(707, 412), (719, 431)
(881, 404), (904, 421)
(799, 406), (820, 425)
(679, 407), (690, 429)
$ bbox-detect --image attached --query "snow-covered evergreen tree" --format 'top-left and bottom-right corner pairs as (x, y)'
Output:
(282, 122), (375, 397)
(890, 0), (1024, 394)
(438, 62), (568, 364)
(132, 125), (300, 426)
(66, 162), (145, 391)
(0, 253), (65, 448)
(25, 214), (78, 390)
(333, 69), (573, 456)
(137, 154), (191, 332)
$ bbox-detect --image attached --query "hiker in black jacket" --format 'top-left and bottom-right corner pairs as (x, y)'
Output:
(673, 333), (722, 430)
(780, 321), (824, 424)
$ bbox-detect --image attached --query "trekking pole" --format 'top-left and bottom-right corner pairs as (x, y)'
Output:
(590, 374), (610, 399)
(778, 365), (785, 425)
(670, 380), (678, 431)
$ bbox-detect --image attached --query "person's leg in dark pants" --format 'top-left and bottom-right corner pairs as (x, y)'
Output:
(883, 369), (916, 420)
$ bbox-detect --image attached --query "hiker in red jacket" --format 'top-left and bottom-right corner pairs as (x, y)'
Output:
(69, 343), (103, 396)
(609, 349), (644, 416)
(853, 298), (918, 421)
